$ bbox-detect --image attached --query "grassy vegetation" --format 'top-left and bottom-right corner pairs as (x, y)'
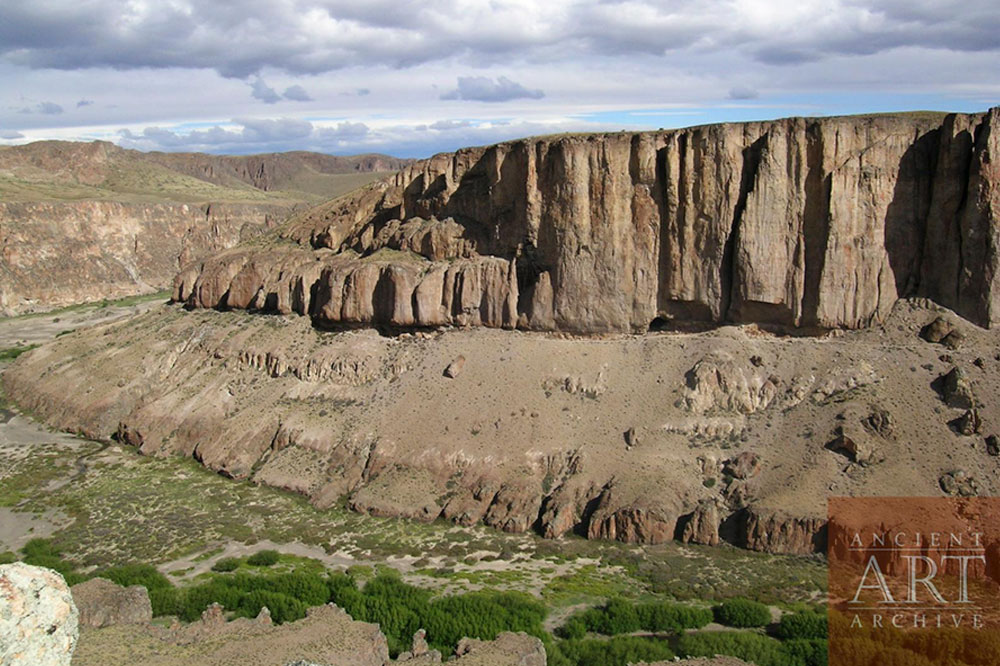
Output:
(0, 344), (39, 361)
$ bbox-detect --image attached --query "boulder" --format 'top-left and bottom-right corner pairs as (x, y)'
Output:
(920, 316), (952, 343)
(0, 563), (79, 666)
(724, 451), (761, 480)
(940, 470), (979, 497)
(71, 577), (152, 629)
(987, 435), (1000, 456)
(444, 356), (466, 379)
(940, 367), (976, 409)
(827, 425), (882, 466)
(951, 409), (982, 436)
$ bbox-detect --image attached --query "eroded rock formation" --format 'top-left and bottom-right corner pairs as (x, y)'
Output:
(177, 108), (1000, 334)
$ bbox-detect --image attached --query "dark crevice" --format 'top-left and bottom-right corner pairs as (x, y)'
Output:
(800, 122), (832, 327)
(722, 133), (768, 321)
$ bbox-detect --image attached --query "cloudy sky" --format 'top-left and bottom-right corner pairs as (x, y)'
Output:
(1, 0), (998, 158)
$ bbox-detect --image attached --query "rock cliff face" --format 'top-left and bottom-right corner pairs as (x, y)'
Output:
(177, 108), (1000, 334)
(0, 140), (406, 315)
(0, 200), (287, 314)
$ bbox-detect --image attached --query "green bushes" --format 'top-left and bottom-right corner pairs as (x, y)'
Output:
(558, 598), (712, 637)
(549, 636), (674, 666)
(246, 550), (280, 566)
(713, 598), (772, 628)
(636, 601), (713, 632)
(211, 557), (241, 572)
(19, 539), (84, 585)
(326, 572), (547, 657)
(0, 551), (15, 565)
(678, 632), (792, 666)
(775, 611), (827, 640)
(174, 571), (329, 623)
(99, 563), (172, 592)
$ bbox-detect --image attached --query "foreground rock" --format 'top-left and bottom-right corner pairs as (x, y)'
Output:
(71, 577), (152, 629)
(178, 108), (1000, 334)
(0, 563), (79, 666)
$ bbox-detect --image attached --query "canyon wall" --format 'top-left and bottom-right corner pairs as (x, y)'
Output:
(0, 201), (291, 314)
(177, 109), (1000, 334)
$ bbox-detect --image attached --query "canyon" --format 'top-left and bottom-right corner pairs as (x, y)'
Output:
(0, 140), (408, 314)
(6, 109), (1000, 557)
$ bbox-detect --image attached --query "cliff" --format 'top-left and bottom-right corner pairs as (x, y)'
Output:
(0, 200), (288, 314)
(0, 140), (406, 314)
(176, 108), (1000, 334)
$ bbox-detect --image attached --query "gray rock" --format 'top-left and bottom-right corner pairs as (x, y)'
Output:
(71, 577), (152, 629)
(0, 563), (79, 666)
(987, 435), (1000, 456)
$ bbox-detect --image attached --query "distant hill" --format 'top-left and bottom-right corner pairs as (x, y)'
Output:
(0, 140), (412, 204)
(0, 140), (411, 314)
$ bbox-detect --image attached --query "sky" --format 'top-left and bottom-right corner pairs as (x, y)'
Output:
(1, 0), (998, 158)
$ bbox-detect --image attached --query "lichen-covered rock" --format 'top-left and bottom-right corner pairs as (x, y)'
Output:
(0, 563), (79, 666)
(71, 577), (152, 629)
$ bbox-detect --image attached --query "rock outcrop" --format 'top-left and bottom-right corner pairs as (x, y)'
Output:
(0, 563), (79, 666)
(0, 200), (287, 314)
(71, 578), (153, 629)
(0, 140), (406, 315)
(452, 632), (546, 666)
(176, 108), (1000, 334)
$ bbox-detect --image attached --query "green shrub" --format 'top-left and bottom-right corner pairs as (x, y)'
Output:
(782, 638), (828, 666)
(236, 590), (307, 623)
(678, 632), (791, 666)
(99, 563), (171, 591)
(20, 539), (79, 581)
(149, 587), (182, 617)
(211, 557), (241, 573)
(246, 549), (280, 566)
(551, 636), (674, 666)
(775, 611), (827, 640)
(636, 601), (713, 632)
(557, 615), (588, 640)
(714, 597), (771, 628)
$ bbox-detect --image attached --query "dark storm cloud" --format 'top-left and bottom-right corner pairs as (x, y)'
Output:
(441, 77), (544, 102)
(3, 1), (997, 80)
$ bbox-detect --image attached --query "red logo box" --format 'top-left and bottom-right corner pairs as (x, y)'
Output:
(828, 497), (1000, 665)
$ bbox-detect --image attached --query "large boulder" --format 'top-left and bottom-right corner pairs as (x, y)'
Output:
(71, 577), (152, 629)
(0, 563), (79, 666)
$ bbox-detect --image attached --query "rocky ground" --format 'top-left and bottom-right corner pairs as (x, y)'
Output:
(6, 293), (998, 558)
